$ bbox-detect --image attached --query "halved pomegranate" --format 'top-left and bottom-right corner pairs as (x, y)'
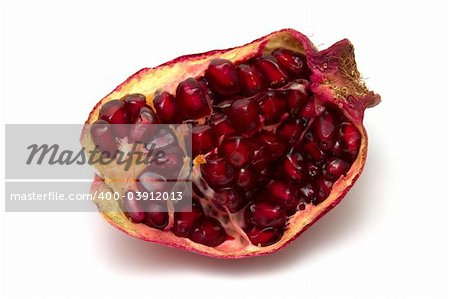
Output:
(82, 29), (380, 258)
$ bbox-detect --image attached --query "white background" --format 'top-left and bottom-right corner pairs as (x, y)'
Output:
(1, 0), (449, 298)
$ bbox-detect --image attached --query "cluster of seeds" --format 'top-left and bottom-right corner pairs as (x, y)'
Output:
(91, 48), (361, 247)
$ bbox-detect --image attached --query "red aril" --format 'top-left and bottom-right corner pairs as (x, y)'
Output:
(226, 98), (261, 137)
(190, 216), (226, 247)
(245, 200), (286, 228)
(200, 154), (234, 188)
(153, 91), (182, 124)
(272, 48), (310, 78)
(255, 55), (288, 87)
(172, 200), (204, 237)
(236, 63), (265, 95)
(205, 59), (240, 96)
(192, 125), (216, 156)
(123, 93), (148, 122)
(219, 136), (254, 168)
(176, 78), (211, 120)
(258, 91), (286, 125)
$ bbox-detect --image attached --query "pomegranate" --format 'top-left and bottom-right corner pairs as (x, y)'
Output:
(82, 29), (380, 258)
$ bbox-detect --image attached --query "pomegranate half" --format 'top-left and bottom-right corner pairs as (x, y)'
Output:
(81, 28), (380, 258)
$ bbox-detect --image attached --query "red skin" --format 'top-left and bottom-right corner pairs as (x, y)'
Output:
(83, 28), (380, 259)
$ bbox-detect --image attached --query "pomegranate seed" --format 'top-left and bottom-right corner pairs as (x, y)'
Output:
(258, 167), (273, 184)
(214, 187), (246, 213)
(192, 125), (216, 156)
(331, 140), (343, 155)
(153, 92), (182, 124)
(148, 146), (183, 179)
(300, 98), (323, 119)
(255, 55), (288, 87)
(266, 180), (300, 214)
(258, 91), (286, 125)
(305, 162), (321, 178)
(99, 100), (130, 137)
(314, 177), (333, 204)
(144, 202), (169, 230)
(144, 128), (177, 150)
(198, 76), (217, 103)
(236, 63), (265, 95)
(339, 122), (361, 153)
(272, 48), (310, 78)
(314, 112), (337, 150)
(190, 216), (226, 247)
(299, 183), (315, 203)
(123, 191), (145, 223)
(245, 200), (286, 228)
(90, 120), (118, 157)
(136, 106), (158, 122)
(234, 167), (257, 190)
(123, 93), (147, 122)
(257, 130), (286, 161)
(276, 118), (305, 144)
(219, 136), (254, 168)
(278, 151), (305, 182)
(176, 78), (211, 120)
(200, 154), (234, 188)
(247, 226), (282, 246)
(302, 132), (324, 161)
(208, 112), (236, 140)
(99, 99), (130, 124)
(250, 139), (271, 172)
(226, 98), (261, 137)
(129, 108), (159, 143)
(325, 158), (350, 180)
(286, 86), (309, 115)
(172, 200), (203, 237)
(205, 59), (240, 96)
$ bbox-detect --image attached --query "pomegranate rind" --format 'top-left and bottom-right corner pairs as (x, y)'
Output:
(83, 28), (379, 258)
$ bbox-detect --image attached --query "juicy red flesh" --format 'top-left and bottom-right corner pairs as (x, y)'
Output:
(246, 200), (286, 228)
(99, 100), (129, 125)
(153, 91), (182, 124)
(208, 112), (236, 140)
(200, 154), (234, 188)
(123, 191), (145, 223)
(129, 108), (159, 143)
(255, 55), (288, 87)
(272, 48), (310, 78)
(206, 59), (240, 96)
(247, 226), (283, 247)
(258, 91), (286, 125)
(236, 63), (265, 95)
(172, 200), (203, 237)
(190, 216), (227, 247)
(213, 188), (246, 213)
(90, 120), (118, 157)
(192, 125), (216, 157)
(226, 98), (261, 137)
(95, 48), (361, 249)
(219, 136), (254, 168)
(176, 78), (211, 120)
(123, 94), (147, 123)
(144, 202), (169, 230)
